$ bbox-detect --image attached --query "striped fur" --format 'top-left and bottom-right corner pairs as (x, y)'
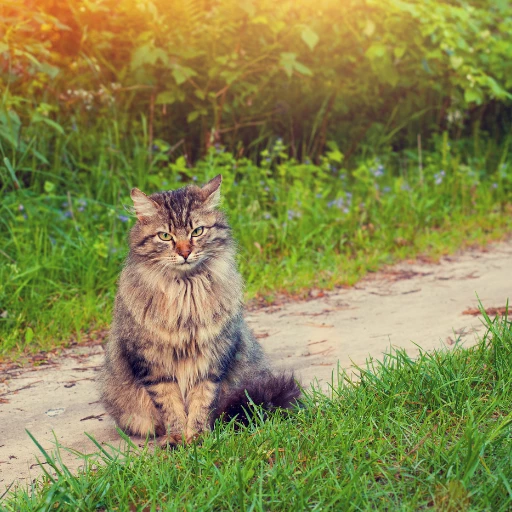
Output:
(100, 175), (300, 445)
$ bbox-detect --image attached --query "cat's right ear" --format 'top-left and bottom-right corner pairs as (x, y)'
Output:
(131, 188), (160, 222)
(200, 174), (222, 209)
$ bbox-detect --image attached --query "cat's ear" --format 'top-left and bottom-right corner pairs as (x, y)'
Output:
(131, 188), (160, 221)
(200, 174), (222, 209)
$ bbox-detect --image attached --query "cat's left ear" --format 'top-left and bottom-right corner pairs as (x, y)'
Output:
(200, 174), (222, 209)
(131, 188), (161, 222)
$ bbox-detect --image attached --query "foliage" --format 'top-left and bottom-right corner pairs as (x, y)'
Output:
(1, 0), (511, 163)
(1, 131), (511, 356)
(3, 309), (512, 510)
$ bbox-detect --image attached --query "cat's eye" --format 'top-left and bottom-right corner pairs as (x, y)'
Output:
(158, 232), (172, 241)
(191, 226), (204, 237)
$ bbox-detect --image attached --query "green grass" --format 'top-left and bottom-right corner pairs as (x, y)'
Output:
(1, 131), (512, 357)
(3, 307), (512, 510)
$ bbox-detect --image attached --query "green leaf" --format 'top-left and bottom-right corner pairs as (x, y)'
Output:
(394, 46), (406, 59)
(450, 56), (464, 70)
(366, 44), (387, 60)
(25, 327), (34, 344)
(172, 68), (187, 85)
(301, 26), (319, 51)
(279, 53), (312, 77)
(172, 66), (197, 85)
(464, 88), (483, 105)
(485, 76), (512, 100)
(366, 44), (399, 86)
(131, 44), (168, 70)
(31, 114), (65, 134)
(44, 181), (56, 193)
(39, 63), (60, 79)
(293, 61), (313, 76)
(155, 91), (176, 105)
(280, 52), (297, 78)
(187, 111), (200, 123)
(194, 90), (206, 100)
(327, 149), (344, 164)
(3, 157), (20, 189)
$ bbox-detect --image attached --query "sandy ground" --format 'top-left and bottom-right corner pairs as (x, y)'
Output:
(1, 240), (511, 490)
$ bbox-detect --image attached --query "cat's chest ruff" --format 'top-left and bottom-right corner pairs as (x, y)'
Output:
(122, 270), (236, 346)
(156, 274), (224, 327)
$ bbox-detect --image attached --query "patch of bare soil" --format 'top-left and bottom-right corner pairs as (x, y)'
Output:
(1, 239), (511, 489)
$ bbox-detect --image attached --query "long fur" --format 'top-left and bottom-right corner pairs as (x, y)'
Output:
(213, 373), (301, 425)
(100, 175), (301, 444)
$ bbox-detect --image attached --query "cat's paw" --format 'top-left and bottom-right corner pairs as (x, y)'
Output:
(184, 423), (209, 444)
(158, 433), (183, 448)
(120, 413), (161, 437)
(185, 431), (202, 445)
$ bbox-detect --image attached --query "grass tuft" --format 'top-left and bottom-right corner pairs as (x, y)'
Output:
(3, 308), (512, 510)
(1, 137), (511, 357)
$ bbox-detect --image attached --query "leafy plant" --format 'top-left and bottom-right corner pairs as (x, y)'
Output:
(1, 0), (511, 164)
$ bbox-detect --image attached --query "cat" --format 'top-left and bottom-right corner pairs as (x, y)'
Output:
(100, 174), (300, 446)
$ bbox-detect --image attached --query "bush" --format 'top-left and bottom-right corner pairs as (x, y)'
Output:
(1, 0), (511, 164)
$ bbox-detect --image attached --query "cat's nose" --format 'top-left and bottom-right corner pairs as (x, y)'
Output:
(176, 242), (192, 260)
(179, 248), (192, 260)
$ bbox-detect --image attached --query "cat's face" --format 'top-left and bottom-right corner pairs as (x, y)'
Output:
(128, 175), (232, 273)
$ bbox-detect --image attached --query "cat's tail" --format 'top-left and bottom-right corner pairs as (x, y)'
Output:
(213, 373), (301, 425)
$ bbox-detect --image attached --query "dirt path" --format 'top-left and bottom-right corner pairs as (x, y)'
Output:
(1, 240), (511, 489)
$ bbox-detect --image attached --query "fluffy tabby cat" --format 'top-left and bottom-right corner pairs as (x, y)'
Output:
(101, 175), (300, 445)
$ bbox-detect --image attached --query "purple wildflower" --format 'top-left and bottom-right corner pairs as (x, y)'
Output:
(372, 164), (384, 178)
(434, 170), (446, 185)
(118, 214), (129, 223)
(327, 197), (350, 213)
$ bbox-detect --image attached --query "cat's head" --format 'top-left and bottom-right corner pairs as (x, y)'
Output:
(128, 175), (232, 272)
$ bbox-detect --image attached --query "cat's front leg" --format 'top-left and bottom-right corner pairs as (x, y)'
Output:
(144, 380), (187, 445)
(184, 380), (219, 443)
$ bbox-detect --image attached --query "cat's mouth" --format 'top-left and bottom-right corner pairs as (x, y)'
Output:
(180, 258), (198, 267)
